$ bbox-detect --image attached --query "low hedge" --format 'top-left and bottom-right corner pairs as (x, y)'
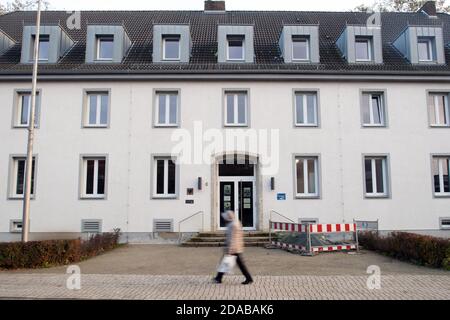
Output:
(0, 231), (120, 270)
(359, 231), (450, 270)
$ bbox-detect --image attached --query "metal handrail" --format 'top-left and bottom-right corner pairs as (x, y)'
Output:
(269, 210), (295, 244)
(178, 211), (204, 244)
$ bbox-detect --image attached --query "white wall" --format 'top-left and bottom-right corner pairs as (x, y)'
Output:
(0, 80), (449, 238)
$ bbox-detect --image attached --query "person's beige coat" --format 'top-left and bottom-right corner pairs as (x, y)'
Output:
(228, 220), (244, 254)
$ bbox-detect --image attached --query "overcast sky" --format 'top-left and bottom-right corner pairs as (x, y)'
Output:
(38, 0), (375, 11)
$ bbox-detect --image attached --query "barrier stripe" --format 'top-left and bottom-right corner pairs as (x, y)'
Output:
(311, 244), (356, 252)
(271, 222), (357, 234)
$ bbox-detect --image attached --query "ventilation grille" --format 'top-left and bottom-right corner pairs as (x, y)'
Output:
(299, 218), (319, 225)
(81, 219), (102, 233)
(10, 220), (23, 233)
(440, 218), (450, 230)
(153, 219), (174, 232)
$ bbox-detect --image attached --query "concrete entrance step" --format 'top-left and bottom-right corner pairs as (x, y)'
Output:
(181, 231), (271, 247)
(196, 231), (271, 238)
(181, 241), (269, 248)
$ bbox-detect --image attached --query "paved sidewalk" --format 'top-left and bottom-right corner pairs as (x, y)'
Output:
(0, 273), (449, 300)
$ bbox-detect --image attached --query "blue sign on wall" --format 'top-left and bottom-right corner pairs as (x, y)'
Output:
(277, 193), (286, 200)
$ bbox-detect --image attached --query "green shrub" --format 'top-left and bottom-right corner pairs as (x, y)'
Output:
(359, 231), (450, 269)
(0, 231), (120, 270)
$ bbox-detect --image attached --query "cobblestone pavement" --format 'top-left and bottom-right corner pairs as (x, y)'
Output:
(0, 273), (449, 300)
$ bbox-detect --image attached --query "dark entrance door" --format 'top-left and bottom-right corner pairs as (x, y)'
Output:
(219, 180), (254, 229)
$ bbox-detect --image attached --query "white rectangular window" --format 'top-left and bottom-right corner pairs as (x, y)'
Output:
(428, 93), (450, 127)
(295, 92), (318, 126)
(295, 156), (319, 198)
(292, 36), (309, 61)
(418, 37), (433, 62)
(10, 157), (36, 198)
(85, 92), (109, 127)
(432, 157), (450, 196)
(227, 36), (244, 61)
(224, 91), (248, 126)
(81, 157), (106, 198)
(163, 36), (180, 60)
(364, 156), (389, 197)
(362, 92), (386, 126)
(155, 92), (178, 126)
(32, 35), (49, 61)
(15, 91), (40, 128)
(153, 157), (177, 198)
(355, 37), (372, 62)
(96, 35), (114, 60)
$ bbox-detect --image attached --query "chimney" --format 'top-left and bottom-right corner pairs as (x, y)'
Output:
(204, 1), (226, 12)
(419, 1), (437, 17)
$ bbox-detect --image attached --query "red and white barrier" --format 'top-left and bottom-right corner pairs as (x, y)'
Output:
(269, 220), (359, 255)
(270, 222), (307, 233)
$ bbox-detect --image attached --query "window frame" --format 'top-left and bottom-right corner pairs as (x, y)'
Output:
(293, 90), (319, 127)
(79, 155), (108, 200)
(417, 37), (434, 62)
(151, 155), (178, 199)
(226, 35), (245, 61)
(82, 89), (111, 128)
(293, 154), (321, 199)
(162, 36), (181, 61)
(8, 155), (38, 200)
(362, 154), (391, 199)
(360, 90), (388, 128)
(95, 35), (114, 61)
(291, 36), (310, 62)
(31, 34), (50, 62)
(355, 37), (373, 62)
(153, 89), (180, 128)
(12, 89), (41, 129)
(431, 154), (450, 198)
(223, 90), (249, 127)
(427, 91), (450, 128)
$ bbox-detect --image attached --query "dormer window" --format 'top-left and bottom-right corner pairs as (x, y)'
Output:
(292, 36), (309, 61)
(96, 35), (114, 61)
(31, 35), (49, 61)
(418, 37), (433, 62)
(393, 26), (444, 65)
(227, 35), (244, 61)
(336, 26), (382, 64)
(163, 36), (180, 61)
(355, 37), (372, 62)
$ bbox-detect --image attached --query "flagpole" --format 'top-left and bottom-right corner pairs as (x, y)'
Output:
(22, 0), (41, 243)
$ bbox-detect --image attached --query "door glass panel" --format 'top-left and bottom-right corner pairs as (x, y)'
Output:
(220, 182), (235, 228)
(239, 181), (254, 228)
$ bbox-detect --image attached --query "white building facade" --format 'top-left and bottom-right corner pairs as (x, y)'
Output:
(0, 2), (449, 241)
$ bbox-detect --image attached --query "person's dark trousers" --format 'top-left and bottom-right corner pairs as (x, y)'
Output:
(215, 254), (253, 282)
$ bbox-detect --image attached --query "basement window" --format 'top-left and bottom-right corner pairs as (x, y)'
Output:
(440, 218), (450, 230)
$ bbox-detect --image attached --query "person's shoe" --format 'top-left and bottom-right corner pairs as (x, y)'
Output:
(212, 277), (222, 284)
(242, 279), (253, 285)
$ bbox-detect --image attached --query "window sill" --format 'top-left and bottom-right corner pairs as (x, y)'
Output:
(364, 194), (390, 199)
(294, 124), (319, 128)
(295, 195), (320, 200)
(83, 125), (109, 129)
(224, 124), (249, 128)
(154, 124), (179, 128)
(362, 124), (386, 128)
(8, 196), (35, 200)
(434, 194), (450, 198)
(152, 195), (178, 200)
(80, 196), (106, 200)
(12, 125), (39, 129)
(429, 125), (450, 128)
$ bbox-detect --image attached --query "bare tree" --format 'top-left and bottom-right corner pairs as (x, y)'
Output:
(354, 0), (450, 13)
(1, 0), (49, 15)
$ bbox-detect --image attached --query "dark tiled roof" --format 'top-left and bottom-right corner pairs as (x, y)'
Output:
(0, 10), (450, 76)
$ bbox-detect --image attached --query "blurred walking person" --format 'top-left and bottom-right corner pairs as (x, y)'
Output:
(214, 210), (253, 285)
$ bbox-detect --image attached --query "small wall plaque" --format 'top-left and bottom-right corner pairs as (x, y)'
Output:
(185, 199), (194, 204)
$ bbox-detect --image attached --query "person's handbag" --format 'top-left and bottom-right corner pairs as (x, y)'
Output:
(217, 254), (237, 274)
